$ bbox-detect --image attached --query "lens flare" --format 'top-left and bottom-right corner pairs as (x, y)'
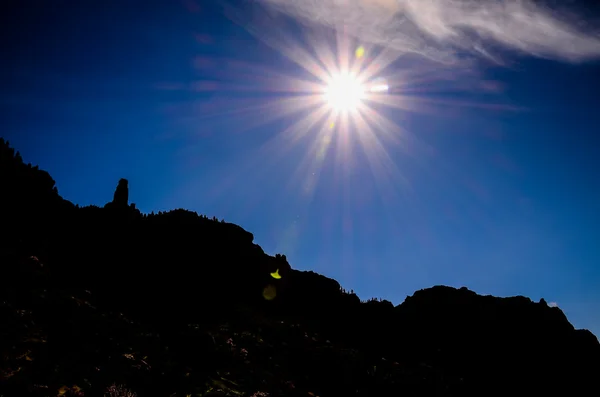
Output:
(324, 72), (365, 112)
(355, 45), (365, 59)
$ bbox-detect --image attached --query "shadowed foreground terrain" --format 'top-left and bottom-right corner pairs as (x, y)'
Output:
(1, 137), (599, 396)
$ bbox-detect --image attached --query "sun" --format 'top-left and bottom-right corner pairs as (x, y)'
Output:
(324, 72), (365, 112)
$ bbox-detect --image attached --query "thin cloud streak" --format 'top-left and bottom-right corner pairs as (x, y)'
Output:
(259, 0), (600, 64)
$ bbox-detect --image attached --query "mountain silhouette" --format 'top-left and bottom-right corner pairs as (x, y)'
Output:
(1, 137), (598, 396)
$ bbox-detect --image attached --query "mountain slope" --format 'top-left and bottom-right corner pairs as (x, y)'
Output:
(1, 137), (599, 396)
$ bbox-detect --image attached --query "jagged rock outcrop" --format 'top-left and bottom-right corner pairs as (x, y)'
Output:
(104, 178), (129, 209)
(113, 178), (129, 207)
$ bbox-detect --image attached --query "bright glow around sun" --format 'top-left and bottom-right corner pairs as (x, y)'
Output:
(324, 72), (365, 112)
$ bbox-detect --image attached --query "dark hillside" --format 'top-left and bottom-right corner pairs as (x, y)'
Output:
(1, 137), (599, 396)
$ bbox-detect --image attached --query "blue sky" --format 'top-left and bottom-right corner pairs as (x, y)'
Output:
(1, 0), (600, 336)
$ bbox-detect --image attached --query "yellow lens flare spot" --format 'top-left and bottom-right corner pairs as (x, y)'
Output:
(263, 284), (277, 300)
(329, 121), (335, 129)
(355, 45), (365, 59)
(270, 268), (282, 279)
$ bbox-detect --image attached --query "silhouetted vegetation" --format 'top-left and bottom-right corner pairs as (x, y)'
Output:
(1, 137), (599, 396)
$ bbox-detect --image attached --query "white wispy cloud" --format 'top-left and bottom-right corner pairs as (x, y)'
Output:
(549, 301), (559, 308)
(258, 0), (600, 64)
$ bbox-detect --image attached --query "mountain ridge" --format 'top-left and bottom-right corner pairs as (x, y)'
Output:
(1, 137), (599, 396)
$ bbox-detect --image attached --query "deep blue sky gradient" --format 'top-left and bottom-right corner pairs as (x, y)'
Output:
(1, 1), (599, 336)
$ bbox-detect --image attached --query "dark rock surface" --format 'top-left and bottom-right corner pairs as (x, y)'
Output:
(112, 178), (129, 208)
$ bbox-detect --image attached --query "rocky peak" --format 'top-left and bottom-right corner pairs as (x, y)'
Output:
(112, 178), (129, 207)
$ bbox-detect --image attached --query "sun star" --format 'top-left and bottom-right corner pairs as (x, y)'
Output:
(324, 72), (365, 112)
